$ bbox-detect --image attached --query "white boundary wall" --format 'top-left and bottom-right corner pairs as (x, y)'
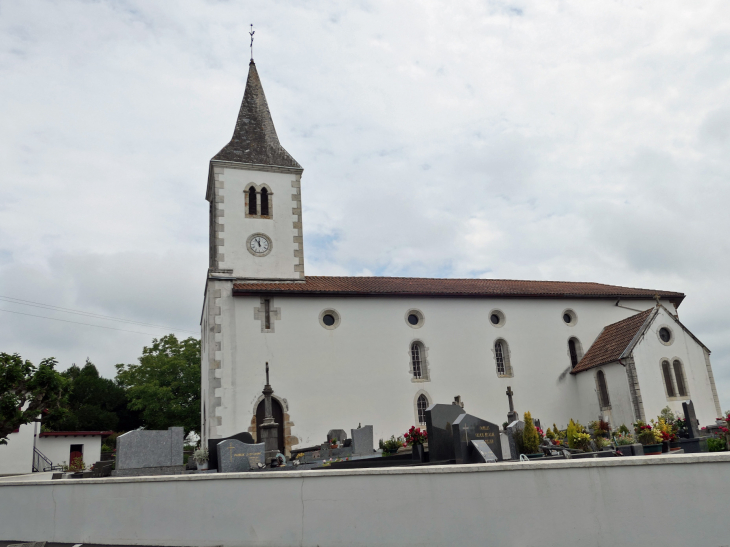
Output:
(1, 453), (729, 547)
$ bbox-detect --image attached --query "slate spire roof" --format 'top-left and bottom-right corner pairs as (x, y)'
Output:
(212, 61), (301, 170)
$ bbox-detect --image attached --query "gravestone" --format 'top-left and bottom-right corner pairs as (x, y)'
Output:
(451, 413), (502, 464)
(469, 440), (498, 463)
(682, 400), (701, 439)
(350, 425), (374, 455)
(217, 439), (266, 472)
(327, 429), (348, 443)
(116, 427), (184, 470)
(506, 420), (525, 460)
(208, 431), (255, 471)
(425, 403), (466, 462)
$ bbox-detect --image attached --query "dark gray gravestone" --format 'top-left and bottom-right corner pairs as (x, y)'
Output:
(208, 431), (255, 471)
(425, 403), (466, 462)
(682, 400), (701, 439)
(469, 440), (498, 463)
(506, 420), (524, 460)
(217, 439), (265, 472)
(451, 413), (502, 464)
(350, 425), (374, 455)
(327, 429), (348, 443)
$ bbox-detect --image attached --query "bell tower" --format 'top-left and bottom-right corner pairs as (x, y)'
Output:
(206, 60), (305, 280)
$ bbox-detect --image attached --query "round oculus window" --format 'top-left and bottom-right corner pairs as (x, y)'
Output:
(563, 313), (572, 324)
(489, 310), (505, 327)
(405, 309), (424, 328)
(318, 309), (340, 330)
(322, 314), (335, 326)
(408, 314), (419, 325)
(659, 327), (671, 343)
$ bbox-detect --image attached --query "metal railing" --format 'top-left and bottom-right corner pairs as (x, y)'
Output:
(32, 446), (54, 472)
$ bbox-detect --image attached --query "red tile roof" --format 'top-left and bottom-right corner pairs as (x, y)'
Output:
(232, 276), (684, 303)
(39, 431), (113, 437)
(571, 309), (654, 374)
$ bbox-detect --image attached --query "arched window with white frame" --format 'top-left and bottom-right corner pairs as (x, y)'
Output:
(673, 359), (689, 397)
(411, 342), (424, 379)
(260, 187), (270, 216)
(494, 339), (513, 378)
(416, 394), (429, 425)
(661, 360), (676, 398)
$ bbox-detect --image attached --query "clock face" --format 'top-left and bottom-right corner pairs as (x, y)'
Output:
(249, 235), (270, 254)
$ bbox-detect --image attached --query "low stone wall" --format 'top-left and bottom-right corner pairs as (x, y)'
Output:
(0, 453), (728, 547)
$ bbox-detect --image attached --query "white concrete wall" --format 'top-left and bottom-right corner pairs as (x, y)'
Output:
(0, 422), (35, 476)
(632, 306), (720, 425)
(210, 294), (678, 448)
(35, 436), (102, 468)
(0, 454), (728, 547)
(216, 166), (301, 280)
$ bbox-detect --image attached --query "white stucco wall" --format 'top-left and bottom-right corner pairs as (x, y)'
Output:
(0, 421), (35, 476)
(35, 436), (103, 468)
(574, 362), (636, 428)
(631, 306), (720, 425)
(215, 165), (302, 280)
(208, 293), (681, 448)
(1, 454), (728, 547)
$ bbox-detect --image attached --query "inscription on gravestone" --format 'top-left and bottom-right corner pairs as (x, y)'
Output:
(207, 431), (255, 471)
(452, 413), (502, 464)
(425, 403), (466, 462)
(217, 439), (266, 472)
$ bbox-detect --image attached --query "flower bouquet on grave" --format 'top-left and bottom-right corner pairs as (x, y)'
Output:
(404, 426), (427, 446)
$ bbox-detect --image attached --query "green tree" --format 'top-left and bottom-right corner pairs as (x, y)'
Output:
(522, 411), (540, 454)
(0, 353), (66, 444)
(116, 335), (200, 435)
(45, 359), (142, 432)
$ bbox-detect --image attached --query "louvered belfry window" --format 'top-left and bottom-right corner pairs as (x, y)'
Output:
(248, 186), (257, 215)
(411, 343), (423, 379)
(261, 187), (269, 216)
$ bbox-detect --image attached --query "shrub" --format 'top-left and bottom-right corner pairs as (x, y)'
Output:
(522, 412), (540, 454)
(614, 433), (635, 446)
(708, 437), (727, 452)
(573, 432), (592, 452)
(567, 419), (586, 449)
(380, 436), (405, 456)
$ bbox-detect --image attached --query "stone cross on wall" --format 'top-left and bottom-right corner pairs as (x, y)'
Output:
(506, 386), (518, 424)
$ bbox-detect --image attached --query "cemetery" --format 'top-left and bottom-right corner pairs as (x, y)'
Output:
(1, 379), (729, 546)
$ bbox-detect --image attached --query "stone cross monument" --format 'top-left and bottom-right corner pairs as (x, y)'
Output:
(506, 386), (518, 424)
(259, 362), (280, 464)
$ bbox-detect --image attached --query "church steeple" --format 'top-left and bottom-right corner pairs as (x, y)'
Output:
(213, 61), (301, 169)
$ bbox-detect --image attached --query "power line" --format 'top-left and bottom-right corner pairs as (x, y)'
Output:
(0, 295), (198, 335)
(0, 308), (199, 338)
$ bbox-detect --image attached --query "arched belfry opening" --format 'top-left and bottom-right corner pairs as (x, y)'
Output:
(256, 397), (284, 454)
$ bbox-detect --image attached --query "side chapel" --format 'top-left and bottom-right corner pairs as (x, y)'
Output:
(200, 61), (722, 454)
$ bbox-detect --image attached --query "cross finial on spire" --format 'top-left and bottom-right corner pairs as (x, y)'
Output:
(265, 361), (269, 385)
(249, 24), (255, 62)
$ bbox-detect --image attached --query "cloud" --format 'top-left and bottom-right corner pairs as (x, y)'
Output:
(1, 0), (729, 410)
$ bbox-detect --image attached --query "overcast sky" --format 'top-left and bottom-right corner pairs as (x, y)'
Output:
(1, 1), (729, 412)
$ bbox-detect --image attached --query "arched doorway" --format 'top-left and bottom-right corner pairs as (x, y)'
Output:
(256, 398), (285, 454)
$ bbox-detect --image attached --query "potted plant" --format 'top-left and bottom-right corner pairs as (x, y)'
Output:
(193, 447), (209, 471)
(404, 426), (428, 462)
(380, 436), (405, 457)
(635, 421), (663, 455)
(613, 432), (636, 456)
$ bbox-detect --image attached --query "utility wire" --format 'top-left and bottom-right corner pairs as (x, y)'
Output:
(0, 308), (199, 337)
(0, 295), (198, 335)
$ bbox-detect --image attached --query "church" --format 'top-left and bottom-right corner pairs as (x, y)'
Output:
(200, 61), (722, 455)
